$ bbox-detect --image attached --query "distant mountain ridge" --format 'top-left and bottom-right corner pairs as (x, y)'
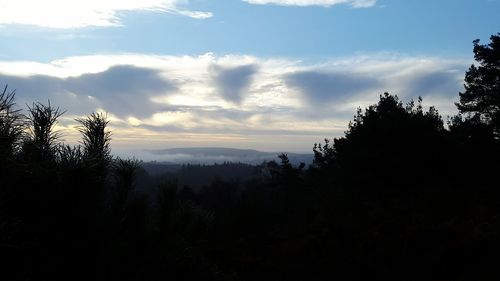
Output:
(145, 147), (312, 165)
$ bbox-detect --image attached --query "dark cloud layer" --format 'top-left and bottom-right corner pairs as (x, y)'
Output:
(408, 71), (463, 98)
(285, 71), (380, 106)
(210, 64), (258, 104)
(0, 65), (176, 117)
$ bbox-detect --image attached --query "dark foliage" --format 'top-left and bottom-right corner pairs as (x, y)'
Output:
(22, 101), (64, 162)
(456, 33), (500, 136)
(330, 93), (447, 188)
(0, 85), (24, 159)
(76, 112), (112, 163)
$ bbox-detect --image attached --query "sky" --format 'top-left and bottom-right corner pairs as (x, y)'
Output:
(0, 0), (499, 156)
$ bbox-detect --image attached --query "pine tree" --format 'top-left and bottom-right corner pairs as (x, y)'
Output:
(456, 33), (500, 136)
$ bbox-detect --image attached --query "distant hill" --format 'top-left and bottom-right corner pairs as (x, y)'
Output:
(144, 147), (312, 165)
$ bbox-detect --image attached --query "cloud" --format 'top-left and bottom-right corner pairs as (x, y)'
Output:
(210, 64), (258, 104)
(0, 53), (469, 153)
(285, 71), (380, 106)
(242, 0), (377, 8)
(65, 65), (176, 116)
(407, 71), (463, 98)
(0, 65), (176, 117)
(0, 0), (212, 28)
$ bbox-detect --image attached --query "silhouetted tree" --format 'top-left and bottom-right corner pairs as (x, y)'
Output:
(275, 153), (305, 184)
(0, 85), (24, 159)
(76, 112), (112, 165)
(23, 101), (63, 162)
(75, 112), (112, 195)
(456, 33), (500, 136)
(449, 33), (500, 189)
(312, 138), (336, 170)
(329, 93), (446, 188)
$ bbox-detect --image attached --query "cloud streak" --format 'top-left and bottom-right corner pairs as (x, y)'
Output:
(0, 0), (212, 28)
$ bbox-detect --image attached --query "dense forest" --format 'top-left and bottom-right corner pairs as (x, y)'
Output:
(1, 34), (499, 281)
